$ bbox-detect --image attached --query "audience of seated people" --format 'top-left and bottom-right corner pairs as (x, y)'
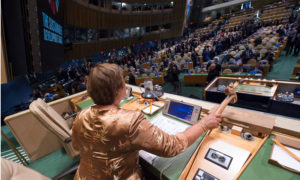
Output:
(29, 6), (300, 102)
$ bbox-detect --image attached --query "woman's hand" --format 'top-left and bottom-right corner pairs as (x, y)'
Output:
(182, 113), (222, 146)
(200, 113), (222, 130)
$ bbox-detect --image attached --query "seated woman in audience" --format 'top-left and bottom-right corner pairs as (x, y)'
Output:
(199, 63), (207, 73)
(195, 63), (206, 73)
(72, 64), (221, 179)
(221, 54), (233, 65)
(150, 66), (158, 75)
(251, 62), (263, 73)
(252, 49), (261, 61)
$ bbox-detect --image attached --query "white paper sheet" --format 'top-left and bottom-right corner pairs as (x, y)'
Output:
(139, 114), (190, 164)
(142, 105), (160, 114)
(271, 144), (300, 172)
(209, 140), (251, 173)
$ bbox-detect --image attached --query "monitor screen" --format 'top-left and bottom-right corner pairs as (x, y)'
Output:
(167, 101), (194, 121)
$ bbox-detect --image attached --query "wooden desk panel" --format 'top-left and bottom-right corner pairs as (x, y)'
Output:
(183, 129), (266, 180)
(184, 74), (208, 85)
(292, 64), (300, 75)
(222, 73), (263, 79)
(184, 73), (263, 86)
(125, 76), (164, 86)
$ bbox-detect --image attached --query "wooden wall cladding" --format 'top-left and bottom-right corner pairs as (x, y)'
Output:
(64, 30), (177, 60)
(63, 0), (186, 60)
(63, 0), (185, 30)
(122, 0), (173, 3)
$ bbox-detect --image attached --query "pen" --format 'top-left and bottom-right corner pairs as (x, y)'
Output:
(150, 102), (152, 113)
(272, 139), (300, 162)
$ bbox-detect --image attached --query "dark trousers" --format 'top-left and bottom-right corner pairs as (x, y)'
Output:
(294, 46), (300, 56)
(286, 44), (294, 55)
(172, 81), (180, 95)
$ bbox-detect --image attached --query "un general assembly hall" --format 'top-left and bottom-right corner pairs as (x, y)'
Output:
(1, 0), (300, 179)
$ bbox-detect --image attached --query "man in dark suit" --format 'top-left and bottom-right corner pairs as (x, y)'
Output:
(294, 33), (300, 56)
(286, 29), (297, 56)
(129, 67), (136, 85)
(254, 36), (262, 46)
(207, 63), (220, 83)
(241, 46), (253, 64)
(191, 50), (197, 68)
(262, 48), (274, 64)
(202, 46), (211, 62)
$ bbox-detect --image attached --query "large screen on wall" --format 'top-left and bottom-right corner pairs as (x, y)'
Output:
(37, 0), (64, 72)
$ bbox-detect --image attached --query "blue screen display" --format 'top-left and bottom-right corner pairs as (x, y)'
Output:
(168, 101), (194, 121)
(44, 29), (62, 44)
(42, 12), (62, 44)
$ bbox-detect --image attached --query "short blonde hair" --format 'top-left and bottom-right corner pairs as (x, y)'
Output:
(87, 63), (124, 105)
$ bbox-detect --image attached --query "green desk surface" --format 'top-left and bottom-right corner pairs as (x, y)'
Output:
(141, 111), (205, 180)
(135, 75), (163, 79)
(184, 73), (208, 76)
(145, 135), (204, 180)
(184, 73), (262, 76)
(76, 97), (137, 111)
(240, 136), (300, 180)
(295, 64), (300, 68)
(290, 76), (299, 80)
(125, 75), (163, 80)
(235, 84), (272, 96)
(76, 99), (95, 110)
(222, 73), (262, 76)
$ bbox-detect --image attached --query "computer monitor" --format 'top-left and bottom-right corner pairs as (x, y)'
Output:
(163, 99), (201, 124)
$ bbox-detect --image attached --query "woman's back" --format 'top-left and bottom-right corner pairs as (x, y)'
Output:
(72, 63), (221, 179)
(72, 106), (188, 180)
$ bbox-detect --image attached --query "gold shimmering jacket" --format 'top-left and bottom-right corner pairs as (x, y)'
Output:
(72, 106), (188, 180)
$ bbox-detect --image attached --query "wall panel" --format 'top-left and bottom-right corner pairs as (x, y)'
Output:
(64, 0), (185, 29)
(63, 0), (185, 59)
(65, 30), (177, 60)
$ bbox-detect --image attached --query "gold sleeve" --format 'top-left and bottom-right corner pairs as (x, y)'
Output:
(129, 112), (188, 157)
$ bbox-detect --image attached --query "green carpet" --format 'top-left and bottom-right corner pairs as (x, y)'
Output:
(28, 149), (79, 179)
(266, 51), (299, 80)
(1, 125), (78, 179)
(1, 125), (21, 152)
(163, 73), (205, 99)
